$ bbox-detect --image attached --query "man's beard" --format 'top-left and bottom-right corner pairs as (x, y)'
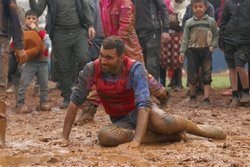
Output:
(100, 60), (122, 74)
(101, 64), (113, 74)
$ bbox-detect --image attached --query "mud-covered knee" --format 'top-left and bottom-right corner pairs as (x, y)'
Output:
(150, 111), (179, 134)
(98, 125), (116, 146)
(98, 125), (133, 146)
(160, 115), (187, 134)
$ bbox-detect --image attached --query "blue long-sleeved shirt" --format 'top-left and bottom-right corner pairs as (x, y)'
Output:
(71, 61), (151, 110)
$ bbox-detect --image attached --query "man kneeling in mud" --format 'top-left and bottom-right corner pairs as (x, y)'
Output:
(62, 36), (226, 148)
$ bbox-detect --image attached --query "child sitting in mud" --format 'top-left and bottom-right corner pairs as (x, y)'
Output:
(15, 10), (51, 113)
(179, 0), (218, 105)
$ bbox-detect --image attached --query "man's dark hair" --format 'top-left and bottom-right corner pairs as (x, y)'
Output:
(25, 10), (38, 18)
(191, 0), (208, 6)
(102, 36), (125, 56)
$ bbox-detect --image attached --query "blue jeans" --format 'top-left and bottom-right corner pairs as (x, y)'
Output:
(17, 61), (49, 105)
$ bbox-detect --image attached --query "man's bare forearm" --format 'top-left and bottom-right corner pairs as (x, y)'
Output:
(133, 107), (150, 143)
(62, 101), (79, 140)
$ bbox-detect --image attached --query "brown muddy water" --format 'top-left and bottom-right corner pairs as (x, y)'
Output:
(1, 85), (250, 166)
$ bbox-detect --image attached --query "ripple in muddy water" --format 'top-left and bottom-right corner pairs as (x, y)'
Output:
(104, 154), (176, 167)
(0, 155), (49, 166)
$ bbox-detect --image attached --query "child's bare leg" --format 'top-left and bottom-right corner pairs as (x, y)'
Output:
(229, 68), (237, 91)
(236, 67), (248, 89)
(204, 84), (211, 99)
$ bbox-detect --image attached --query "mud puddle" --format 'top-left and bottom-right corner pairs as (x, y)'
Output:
(2, 85), (250, 166)
(0, 155), (50, 166)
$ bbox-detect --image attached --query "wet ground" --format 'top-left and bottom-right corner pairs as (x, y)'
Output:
(1, 83), (250, 166)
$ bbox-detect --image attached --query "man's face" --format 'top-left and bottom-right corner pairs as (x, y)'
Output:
(99, 47), (123, 74)
(192, 1), (207, 19)
(25, 15), (38, 29)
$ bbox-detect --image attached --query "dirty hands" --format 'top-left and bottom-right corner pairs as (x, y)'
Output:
(161, 32), (171, 43)
(117, 140), (141, 150)
(15, 49), (28, 63)
(88, 26), (96, 40)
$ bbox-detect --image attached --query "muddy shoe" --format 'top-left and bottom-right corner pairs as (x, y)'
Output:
(76, 103), (97, 125)
(16, 104), (31, 114)
(240, 93), (250, 103)
(5, 85), (17, 94)
(38, 102), (51, 111)
(229, 98), (240, 107)
(202, 98), (210, 105)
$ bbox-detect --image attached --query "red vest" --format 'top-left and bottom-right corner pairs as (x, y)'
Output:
(94, 56), (136, 117)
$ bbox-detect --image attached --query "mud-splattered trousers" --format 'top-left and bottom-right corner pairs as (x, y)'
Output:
(97, 103), (226, 146)
(0, 38), (10, 102)
(186, 48), (212, 85)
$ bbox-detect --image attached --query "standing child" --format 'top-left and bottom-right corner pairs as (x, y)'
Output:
(16, 10), (51, 113)
(179, 0), (219, 104)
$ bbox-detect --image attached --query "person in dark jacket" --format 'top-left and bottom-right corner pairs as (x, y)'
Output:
(219, 0), (250, 107)
(208, 0), (221, 21)
(0, 0), (26, 147)
(29, 0), (96, 109)
(133, 0), (170, 81)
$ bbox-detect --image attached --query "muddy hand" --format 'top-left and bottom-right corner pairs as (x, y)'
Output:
(117, 140), (140, 151)
(161, 32), (170, 43)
